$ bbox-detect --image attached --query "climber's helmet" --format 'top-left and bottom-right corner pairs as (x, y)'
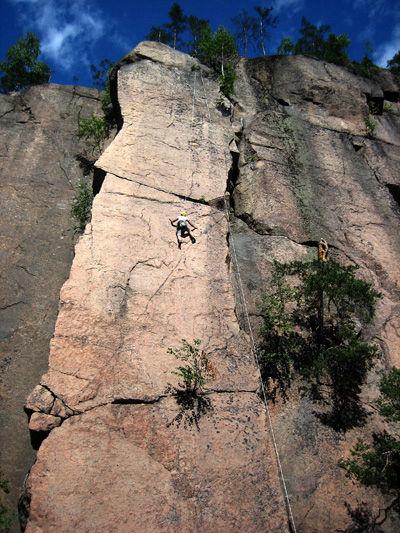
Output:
(180, 211), (187, 217)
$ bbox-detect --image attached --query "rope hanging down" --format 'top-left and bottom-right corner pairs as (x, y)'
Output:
(224, 196), (297, 533)
(182, 70), (197, 203)
(199, 68), (297, 532)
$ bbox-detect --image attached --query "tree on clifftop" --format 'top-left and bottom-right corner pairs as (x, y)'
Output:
(387, 50), (400, 77)
(0, 32), (50, 93)
(146, 2), (187, 49)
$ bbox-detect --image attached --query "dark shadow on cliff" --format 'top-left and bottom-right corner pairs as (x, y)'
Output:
(165, 386), (213, 431)
(257, 258), (380, 433)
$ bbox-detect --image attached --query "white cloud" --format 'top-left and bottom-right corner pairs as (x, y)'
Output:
(374, 23), (400, 67)
(273, 0), (304, 14)
(8, 0), (108, 70)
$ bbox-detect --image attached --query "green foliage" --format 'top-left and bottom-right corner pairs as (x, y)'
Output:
(353, 55), (380, 79)
(146, 26), (173, 46)
(77, 114), (109, 154)
(384, 101), (393, 112)
(387, 50), (400, 77)
(258, 259), (380, 430)
(339, 367), (400, 523)
(198, 26), (238, 73)
(0, 32), (50, 93)
(219, 63), (236, 98)
(0, 504), (11, 533)
(293, 17), (350, 66)
(277, 37), (295, 55)
(90, 59), (114, 116)
(198, 25), (238, 97)
(168, 339), (207, 391)
(0, 473), (11, 533)
(253, 5), (277, 56)
(71, 179), (93, 232)
(231, 9), (257, 57)
(90, 59), (113, 90)
(166, 2), (187, 49)
(365, 114), (377, 138)
(340, 433), (400, 495)
(187, 15), (210, 57)
(166, 339), (213, 429)
(376, 368), (400, 422)
(147, 2), (187, 49)
(0, 480), (9, 495)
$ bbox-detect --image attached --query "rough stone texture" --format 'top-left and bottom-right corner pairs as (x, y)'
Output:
(0, 84), (102, 525)
(28, 413), (61, 433)
(24, 43), (288, 531)
(26, 396), (286, 533)
(232, 56), (400, 532)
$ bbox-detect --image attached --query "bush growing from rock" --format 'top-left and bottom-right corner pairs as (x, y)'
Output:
(258, 258), (380, 430)
(166, 339), (213, 429)
(71, 179), (93, 233)
(365, 114), (377, 138)
(77, 114), (109, 155)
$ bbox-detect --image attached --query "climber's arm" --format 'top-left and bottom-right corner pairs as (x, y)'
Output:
(170, 218), (178, 227)
(188, 221), (197, 230)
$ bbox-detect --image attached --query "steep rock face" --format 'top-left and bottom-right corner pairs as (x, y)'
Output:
(0, 84), (102, 519)
(24, 43), (288, 531)
(231, 56), (400, 531)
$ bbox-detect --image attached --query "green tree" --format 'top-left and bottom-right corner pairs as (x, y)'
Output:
(376, 368), (400, 422)
(258, 258), (380, 430)
(90, 59), (114, 114)
(231, 9), (257, 57)
(339, 365), (400, 525)
(77, 114), (109, 155)
(166, 339), (213, 429)
(295, 17), (330, 57)
(351, 42), (380, 79)
(293, 18), (350, 66)
(146, 26), (173, 45)
(71, 179), (93, 232)
(387, 50), (400, 77)
(323, 33), (350, 66)
(165, 2), (187, 49)
(0, 32), (50, 93)
(198, 26), (238, 97)
(277, 37), (295, 55)
(90, 58), (113, 90)
(254, 5), (277, 56)
(187, 15), (210, 57)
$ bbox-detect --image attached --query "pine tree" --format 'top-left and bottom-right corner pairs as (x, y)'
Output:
(187, 15), (210, 57)
(387, 50), (400, 77)
(165, 2), (187, 49)
(231, 9), (257, 58)
(253, 5), (277, 56)
(0, 32), (50, 93)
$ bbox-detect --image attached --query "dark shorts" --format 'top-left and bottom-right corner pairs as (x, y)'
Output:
(177, 224), (189, 238)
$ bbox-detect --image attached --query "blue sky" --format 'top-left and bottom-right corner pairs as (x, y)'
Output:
(1, 0), (399, 87)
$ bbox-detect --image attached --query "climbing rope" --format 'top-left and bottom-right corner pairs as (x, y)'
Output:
(224, 196), (297, 533)
(198, 71), (297, 531)
(182, 70), (197, 203)
(181, 68), (297, 531)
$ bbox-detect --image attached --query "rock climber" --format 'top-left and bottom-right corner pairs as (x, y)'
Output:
(170, 211), (197, 249)
(318, 238), (329, 262)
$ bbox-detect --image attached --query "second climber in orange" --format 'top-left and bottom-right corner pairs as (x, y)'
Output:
(170, 211), (197, 249)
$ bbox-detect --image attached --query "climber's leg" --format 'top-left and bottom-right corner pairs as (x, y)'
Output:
(186, 228), (196, 244)
(176, 228), (183, 249)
